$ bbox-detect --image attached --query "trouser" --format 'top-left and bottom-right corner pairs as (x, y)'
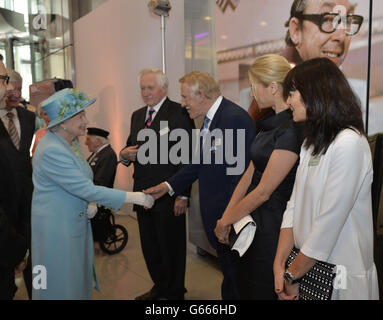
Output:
(0, 270), (17, 300)
(137, 204), (187, 299)
(216, 241), (240, 300)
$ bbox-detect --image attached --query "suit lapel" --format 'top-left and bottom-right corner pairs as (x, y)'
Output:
(138, 108), (147, 130)
(209, 98), (225, 131)
(87, 152), (95, 163)
(149, 98), (170, 131)
(0, 116), (9, 137)
(92, 145), (109, 163)
(16, 108), (27, 150)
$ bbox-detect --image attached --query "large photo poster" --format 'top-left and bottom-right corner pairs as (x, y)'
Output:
(214, 0), (381, 134)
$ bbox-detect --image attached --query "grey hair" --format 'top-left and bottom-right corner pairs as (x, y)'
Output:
(6, 68), (23, 83)
(285, 0), (308, 46)
(94, 135), (108, 145)
(138, 67), (169, 89)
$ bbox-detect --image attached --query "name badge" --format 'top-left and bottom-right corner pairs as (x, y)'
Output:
(210, 138), (222, 152)
(308, 155), (321, 166)
(214, 138), (222, 146)
(159, 127), (170, 136)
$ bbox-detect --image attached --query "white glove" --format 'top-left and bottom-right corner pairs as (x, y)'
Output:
(125, 192), (155, 209)
(86, 202), (98, 219)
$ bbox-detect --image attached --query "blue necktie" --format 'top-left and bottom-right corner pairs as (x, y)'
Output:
(202, 116), (210, 131)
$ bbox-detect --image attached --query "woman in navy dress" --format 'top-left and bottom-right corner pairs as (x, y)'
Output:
(214, 54), (302, 299)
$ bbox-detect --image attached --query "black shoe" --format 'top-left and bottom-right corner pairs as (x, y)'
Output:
(135, 289), (161, 300)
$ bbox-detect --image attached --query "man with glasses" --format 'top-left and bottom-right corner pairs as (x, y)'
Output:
(248, 0), (364, 122)
(0, 60), (30, 300)
(285, 0), (362, 67)
(0, 67), (36, 300)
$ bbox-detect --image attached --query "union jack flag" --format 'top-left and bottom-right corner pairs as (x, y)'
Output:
(216, 0), (240, 13)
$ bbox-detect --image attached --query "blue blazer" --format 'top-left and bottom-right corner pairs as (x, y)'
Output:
(168, 98), (255, 248)
(31, 132), (126, 300)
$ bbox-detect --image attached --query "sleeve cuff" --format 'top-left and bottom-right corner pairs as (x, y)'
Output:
(165, 182), (175, 196)
(119, 152), (131, 166)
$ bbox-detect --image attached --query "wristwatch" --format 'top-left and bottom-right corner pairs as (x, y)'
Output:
(284, 269), (300, 285)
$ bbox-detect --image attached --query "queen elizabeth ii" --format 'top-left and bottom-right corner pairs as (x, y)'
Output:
(31, 88), (154, 300)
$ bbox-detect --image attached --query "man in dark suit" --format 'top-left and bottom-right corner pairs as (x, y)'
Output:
(85, 127), (117, 188)
(0, 65), (35, 299)
(0, 145), (29, 300)
(145, 71), (255, 300)
(0, 63), (29, 300)
(120, 67), (195, 300)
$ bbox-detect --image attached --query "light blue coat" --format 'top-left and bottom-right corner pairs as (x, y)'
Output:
(31, 132), (126, 300)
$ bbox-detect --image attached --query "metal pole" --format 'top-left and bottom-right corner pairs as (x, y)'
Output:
(161, 15), (166, 73)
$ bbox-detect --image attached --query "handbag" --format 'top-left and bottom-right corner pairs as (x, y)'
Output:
(285, 247), (336, 300)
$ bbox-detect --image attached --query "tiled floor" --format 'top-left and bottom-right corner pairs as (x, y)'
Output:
(14, 212), (222, 300)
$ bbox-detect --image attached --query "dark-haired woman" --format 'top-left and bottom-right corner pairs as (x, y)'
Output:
(273, 58), (379, 300)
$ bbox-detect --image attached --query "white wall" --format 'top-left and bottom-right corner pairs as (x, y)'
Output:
(73, 0), (185, 197)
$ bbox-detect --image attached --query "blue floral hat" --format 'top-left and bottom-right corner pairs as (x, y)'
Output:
(42, 88), (97, 130)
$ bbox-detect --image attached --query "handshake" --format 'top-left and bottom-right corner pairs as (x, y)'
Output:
(87, 183), (174, 218)
(125, 191), (155, 208)
(126, 182), (172, 209)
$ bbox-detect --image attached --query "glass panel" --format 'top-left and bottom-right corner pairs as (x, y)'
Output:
(13, 42), (32, 100)
(184, 0), (217, 78)
(28, 0), (73, 82)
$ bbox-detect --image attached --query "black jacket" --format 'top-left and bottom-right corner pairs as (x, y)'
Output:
(122, 98), (195, 211)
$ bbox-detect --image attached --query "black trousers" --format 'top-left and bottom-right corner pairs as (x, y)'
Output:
(0, 270), (17, 300)
(137, 203), (186, 299)
(236, 233), (278, 300)
(216, 242), (240, 300)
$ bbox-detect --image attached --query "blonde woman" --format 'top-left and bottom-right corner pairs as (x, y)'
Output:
(214, 54), (302, 299)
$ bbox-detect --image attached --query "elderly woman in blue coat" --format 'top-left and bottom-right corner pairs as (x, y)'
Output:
(31, 89), (154, 300)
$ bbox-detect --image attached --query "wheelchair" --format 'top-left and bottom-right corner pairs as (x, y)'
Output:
(91, 206), (128, 255)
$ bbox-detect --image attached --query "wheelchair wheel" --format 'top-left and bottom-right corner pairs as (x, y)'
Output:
(100, 224), (128, 255)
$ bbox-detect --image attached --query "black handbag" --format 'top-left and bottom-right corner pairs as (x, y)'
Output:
(286, 247), (336, 300)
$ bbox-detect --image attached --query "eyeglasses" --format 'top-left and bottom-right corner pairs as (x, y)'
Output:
(0, 75), (9, 84)
(294, 12), (364, 36)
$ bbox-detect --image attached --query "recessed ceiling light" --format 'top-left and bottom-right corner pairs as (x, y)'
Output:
(204, 16), (211, 21)
(260, 21), (267, 27)
(221, 35), (227, 40)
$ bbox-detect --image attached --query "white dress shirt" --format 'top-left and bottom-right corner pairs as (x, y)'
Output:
(166, 96), (224, 196)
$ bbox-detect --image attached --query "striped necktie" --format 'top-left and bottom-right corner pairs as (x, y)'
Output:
(145, 107), (155, 128)
(6, 112), (20, 150)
